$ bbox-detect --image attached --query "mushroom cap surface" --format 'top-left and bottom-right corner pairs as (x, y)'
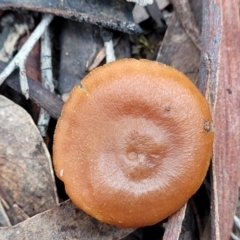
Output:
(53, 58), (214, 228)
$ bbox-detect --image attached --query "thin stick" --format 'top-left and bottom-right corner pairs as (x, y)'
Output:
(0, 199), (11, 227)
(0, 196), (10, 210)
(101, 29), (116, 63)
(88, 36), (121, 71)
(13, 204), (29, 220)
(38, 25), (54, 136)
(104, 40), (116, 63)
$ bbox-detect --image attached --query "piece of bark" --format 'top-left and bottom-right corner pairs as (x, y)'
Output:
(163, 204), (187, 240)
(0, 95), (58, 225)
(58, 20), (102, 94)
(0, 60), (63, 119)
(180, 201), (199, 240)
(199, 1), (240, 239)
(0, 0), (142, 34)
(0, 200), (134, 240)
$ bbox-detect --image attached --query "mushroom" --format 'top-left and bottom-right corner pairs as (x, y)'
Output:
(53, 58), (214, 228)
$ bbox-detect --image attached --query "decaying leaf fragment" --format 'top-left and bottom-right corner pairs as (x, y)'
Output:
(0, 200), (135, 240)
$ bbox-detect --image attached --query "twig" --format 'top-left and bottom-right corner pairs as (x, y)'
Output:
(101, 29), (115, 63)
(13, 204), (29, 220)
(104, 40), (116, 63)
(234, 216), (240, 231)
(87, 36), (122, 71)
(37, 25), (54, 136)
(0, 14), (54, 99)
(0, 198), (11, 227)
(0, 196), (10, 210)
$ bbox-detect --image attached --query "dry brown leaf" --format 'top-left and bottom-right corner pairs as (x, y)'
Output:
(0, 200), (134, 240)
(171, 0), (201, 50)
(156, 13), (200, 84)
(0, 95), (58, 226)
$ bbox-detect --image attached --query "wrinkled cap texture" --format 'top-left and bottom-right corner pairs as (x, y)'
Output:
(53, 58), (214, 228)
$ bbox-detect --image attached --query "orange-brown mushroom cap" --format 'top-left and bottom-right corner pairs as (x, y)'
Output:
(53, 58), (214, 228)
